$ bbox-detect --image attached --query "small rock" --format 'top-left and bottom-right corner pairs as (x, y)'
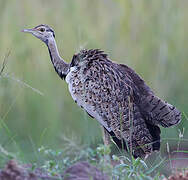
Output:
(0, 160), (37, 180)
(0, 160), (109, 180)
(64, 161), (109, 180)
(164, 171), (188, 180)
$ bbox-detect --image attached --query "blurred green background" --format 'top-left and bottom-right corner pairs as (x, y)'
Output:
(0, 0), (187, 162)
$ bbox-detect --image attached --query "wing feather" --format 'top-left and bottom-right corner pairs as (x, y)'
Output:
(118, 64), (181, 127)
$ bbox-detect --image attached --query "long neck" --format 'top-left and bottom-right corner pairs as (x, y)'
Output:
(46, 37), (69, 79)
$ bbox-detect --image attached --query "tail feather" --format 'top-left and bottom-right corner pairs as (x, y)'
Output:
(141, 95), (181, 127)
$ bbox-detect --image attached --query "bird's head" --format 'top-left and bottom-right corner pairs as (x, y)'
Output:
(22, 24), (55, 44)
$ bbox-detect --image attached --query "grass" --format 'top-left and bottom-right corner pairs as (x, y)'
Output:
(0, 108), (187, 179)
(0, 132), (187, 179)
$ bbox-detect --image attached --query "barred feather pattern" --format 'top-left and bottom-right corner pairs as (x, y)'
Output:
(65, 49), (181, 158)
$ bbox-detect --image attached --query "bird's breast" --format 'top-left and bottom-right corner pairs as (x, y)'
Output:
(65, 65), (112, 132)
(65, 66), (78, 84)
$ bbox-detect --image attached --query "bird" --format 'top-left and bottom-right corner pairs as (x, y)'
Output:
(22, 24), (181, 158)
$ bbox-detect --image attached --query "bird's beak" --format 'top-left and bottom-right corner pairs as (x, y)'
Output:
(21, 28), (35, 33)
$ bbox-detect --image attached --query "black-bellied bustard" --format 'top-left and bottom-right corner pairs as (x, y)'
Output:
(22, 24), (181, 158)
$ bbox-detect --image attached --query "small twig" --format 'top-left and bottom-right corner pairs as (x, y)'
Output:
(3, 73), (44, 96)
(0, 50), (43, 96)
(0, 50), (11, 76)
(34, 175), (62, 180)
(167, 142), (173, 170)
(0, 145), (15, 158)
(128, 94), (134, 158)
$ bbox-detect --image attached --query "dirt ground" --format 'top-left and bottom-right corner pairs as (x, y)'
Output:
(164, 171), (188, 180)
(0, 159), (187, 180)
(0, 160), (109, 180)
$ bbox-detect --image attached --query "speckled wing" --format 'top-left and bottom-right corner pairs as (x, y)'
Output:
(118, 64), (181, 128)
(66, 49), (156, 158)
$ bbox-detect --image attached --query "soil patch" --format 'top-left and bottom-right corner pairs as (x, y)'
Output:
(0, 160), (109, 180)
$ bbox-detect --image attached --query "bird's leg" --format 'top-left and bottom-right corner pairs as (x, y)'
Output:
(101, 126), (111, 146)
(101, 126), (111, 162)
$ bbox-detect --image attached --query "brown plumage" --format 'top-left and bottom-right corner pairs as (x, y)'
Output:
(22, 25), (181, 158)
(66, 49), (181, 158)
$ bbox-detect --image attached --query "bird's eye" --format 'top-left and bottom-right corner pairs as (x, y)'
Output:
(39, 28), (45, 32)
